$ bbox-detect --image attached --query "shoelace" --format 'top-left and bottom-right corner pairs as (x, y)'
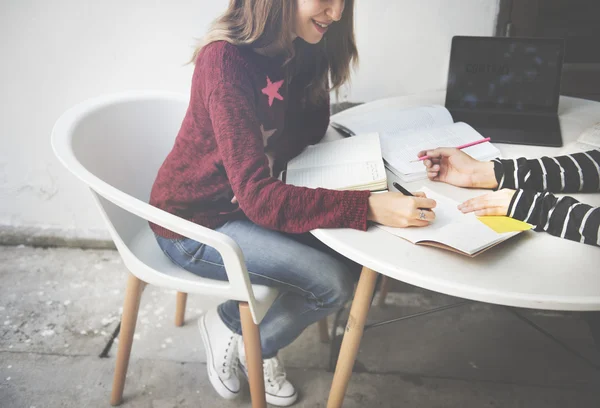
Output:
(221, 334), (238, 379)
(263, 356), (286, 390)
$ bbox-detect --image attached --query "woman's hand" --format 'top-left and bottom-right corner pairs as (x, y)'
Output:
(458, 189), (516, 216)
(368, 191), (437, 228)
(417, 147), (498, 189)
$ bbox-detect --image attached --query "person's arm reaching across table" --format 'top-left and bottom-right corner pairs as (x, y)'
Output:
(418, 147), (600, 246)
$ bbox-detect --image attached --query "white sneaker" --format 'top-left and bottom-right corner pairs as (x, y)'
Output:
(198, 308), (241, 400)
(238, 341), (298, 406)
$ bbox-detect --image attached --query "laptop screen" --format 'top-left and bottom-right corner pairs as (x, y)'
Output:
(445, 36), (565, 114)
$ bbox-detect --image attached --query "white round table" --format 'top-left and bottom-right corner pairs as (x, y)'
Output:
(319, 92), (600, 408)
(318, 91), (600, 311)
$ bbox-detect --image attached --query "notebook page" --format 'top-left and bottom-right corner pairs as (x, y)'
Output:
(381, 122), (500, 175)
(578, 122), (600, 148)
(332, 105), (453, 135)
(376, 188), (467, 243)
(285, 161), (385, 190)
(427, 218), (508, 255)
(287, 133), (381, 171)
(376, 188), (508, 255)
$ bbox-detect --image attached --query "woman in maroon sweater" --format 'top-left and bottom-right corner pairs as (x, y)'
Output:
(150, 1), (436, 405)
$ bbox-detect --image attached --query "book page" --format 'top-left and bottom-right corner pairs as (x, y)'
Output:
(578, 122), (600, 148)
(285, 161), (385, 190)
(381, 122), (500, 175)
(287, 132), (381, 170)
(377, 188), (467, 242)
(425, 218), (508, 255)
(376, 188), (510, 255)
(332, 105), (453, 135)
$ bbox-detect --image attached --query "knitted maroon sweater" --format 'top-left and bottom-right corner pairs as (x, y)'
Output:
(150, 41), (370, 238)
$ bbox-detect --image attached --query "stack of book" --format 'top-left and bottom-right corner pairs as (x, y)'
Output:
(331, 105), (501, 182)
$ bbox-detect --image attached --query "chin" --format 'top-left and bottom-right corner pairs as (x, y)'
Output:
(295, 27), (324, 45)
(300, 34), (323, 45)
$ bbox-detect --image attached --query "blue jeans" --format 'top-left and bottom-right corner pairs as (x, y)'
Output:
(155, 219), (360, 358)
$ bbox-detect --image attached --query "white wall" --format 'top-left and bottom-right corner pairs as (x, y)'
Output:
(349, 0), (500, 101)
(0, 0), (499, 244)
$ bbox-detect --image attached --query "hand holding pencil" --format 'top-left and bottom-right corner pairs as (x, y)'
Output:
(411, 137), (491, 162)
(417, 144), (499, 189)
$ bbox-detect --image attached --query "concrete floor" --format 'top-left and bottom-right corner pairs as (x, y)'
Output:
(1, 245), (599, 407)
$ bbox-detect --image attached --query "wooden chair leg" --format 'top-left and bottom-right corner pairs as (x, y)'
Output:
(239, 302), (267, 408)
(175, 292), (187, 327)
(377, 275), (390, 307)
(318, 318), (330, 343)
(110, 273), (145, 406)
(327, 266), (378, 408)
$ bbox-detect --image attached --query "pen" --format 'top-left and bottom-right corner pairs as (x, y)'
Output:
(331, 122), (356, 138)
(393, 182), (433, 217)
(411, 137), (492, 162)
(392, 181), (431, 217)
(392, 182), (413, 196)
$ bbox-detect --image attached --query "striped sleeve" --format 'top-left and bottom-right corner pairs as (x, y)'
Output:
(493, 149), (600, 193)
(507, 189), (600, 247)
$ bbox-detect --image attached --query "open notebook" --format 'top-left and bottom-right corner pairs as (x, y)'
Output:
(376, 187), (528, 257)
(283, 133), (387, 191)
(578, 122), (600, 148)
(331, 105), (501, 182)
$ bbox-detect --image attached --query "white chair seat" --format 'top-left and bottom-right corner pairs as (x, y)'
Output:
(128, 225), (278, 303)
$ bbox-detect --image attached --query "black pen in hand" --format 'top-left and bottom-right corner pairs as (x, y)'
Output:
(393, 182), (433, 219)
(392, 182), (413, 196)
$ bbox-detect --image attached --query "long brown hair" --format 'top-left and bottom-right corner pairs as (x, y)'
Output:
(191, 0), (358, 105)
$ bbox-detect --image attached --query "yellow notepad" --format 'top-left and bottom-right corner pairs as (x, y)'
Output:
(477, 216), (533, 234)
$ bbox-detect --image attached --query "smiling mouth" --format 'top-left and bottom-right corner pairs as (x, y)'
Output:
(313, 20), (331, 28)
(312, 19), (331, 35)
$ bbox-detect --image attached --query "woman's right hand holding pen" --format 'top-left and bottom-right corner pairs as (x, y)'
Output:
(367, 192), (436, 228)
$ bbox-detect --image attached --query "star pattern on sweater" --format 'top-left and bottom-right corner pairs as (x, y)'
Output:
(261, 76), (284, 106)
(260, 124), (277, 147)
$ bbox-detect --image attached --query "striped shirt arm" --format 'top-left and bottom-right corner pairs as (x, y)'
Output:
(508, 189), (600, 246)
(493, 149), (600, 193)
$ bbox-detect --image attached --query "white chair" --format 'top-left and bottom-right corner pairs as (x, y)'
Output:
(51, 91), (280, 407)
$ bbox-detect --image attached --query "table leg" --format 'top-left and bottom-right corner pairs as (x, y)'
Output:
(583, 312), (600, 351)
(377, 275), (391, 307)
(327, 266), (378, 408)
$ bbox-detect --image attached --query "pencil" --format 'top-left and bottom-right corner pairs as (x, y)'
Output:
(411, 137), (492, 162)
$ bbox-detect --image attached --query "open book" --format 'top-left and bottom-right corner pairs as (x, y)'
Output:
(331, 105), (501, 182)
(376, 187), (528, 257)
(284, 133), (387, 191)
(578, 122), (600, 148)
